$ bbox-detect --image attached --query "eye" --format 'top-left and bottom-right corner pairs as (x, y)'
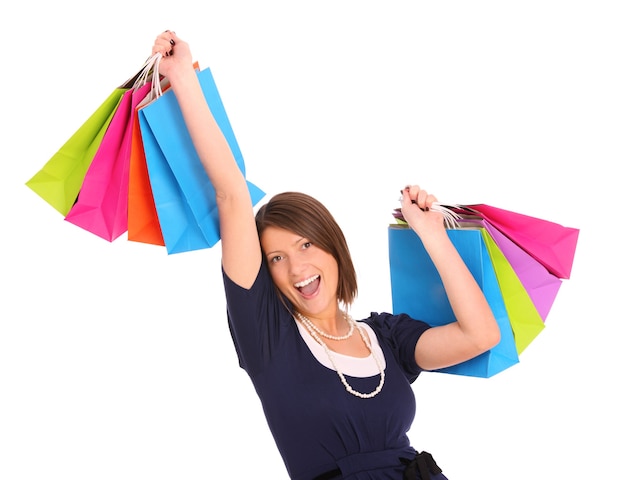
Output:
(302, 241), (313, 250)
(269, 254), (284, 264)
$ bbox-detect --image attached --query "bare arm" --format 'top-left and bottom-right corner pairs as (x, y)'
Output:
(152, 32), (260, 288)
(400, 186), (501, 371)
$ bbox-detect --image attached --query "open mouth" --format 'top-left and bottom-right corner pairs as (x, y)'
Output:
(294, 275), (320, 296)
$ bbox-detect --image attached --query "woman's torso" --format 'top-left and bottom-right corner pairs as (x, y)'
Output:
(223, 264), (432, 479)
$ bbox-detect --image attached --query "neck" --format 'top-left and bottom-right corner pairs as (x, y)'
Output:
(295, 310), (354, 341)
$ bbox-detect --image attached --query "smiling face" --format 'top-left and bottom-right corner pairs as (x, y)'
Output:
(254, 191), (358, 308)
(261, 226), (340, 318)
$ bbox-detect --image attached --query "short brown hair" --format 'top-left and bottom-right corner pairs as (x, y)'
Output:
(255, 191), (358, 306)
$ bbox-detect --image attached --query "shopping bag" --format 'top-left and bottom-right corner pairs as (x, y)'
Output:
(463, 218), (562, 322)
(464, 204), (580, 279)
(139, 66), (265, 254)
(478, 228), (546, 354)
(64, 82), (152, 241)
(388, 225), (520, 378)
(127, 103), (165, 246)
(25, 88), (127, 216)
(127, 60), (200, 248)
(137, 120), (210, 254)
(25, 62), (154, 217)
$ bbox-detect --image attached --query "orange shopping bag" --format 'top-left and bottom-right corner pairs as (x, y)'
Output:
(127, 107), (165, 246)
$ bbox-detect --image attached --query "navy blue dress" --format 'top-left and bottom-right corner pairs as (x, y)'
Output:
(223, 263), (449, 480)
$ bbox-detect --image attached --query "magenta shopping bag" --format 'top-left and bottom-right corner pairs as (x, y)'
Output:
(465, 204), (580, 279)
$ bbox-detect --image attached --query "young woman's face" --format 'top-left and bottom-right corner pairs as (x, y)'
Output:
(261, 226), (339, 317)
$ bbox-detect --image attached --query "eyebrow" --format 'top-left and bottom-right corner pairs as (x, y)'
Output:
(264, 236), (306, 257)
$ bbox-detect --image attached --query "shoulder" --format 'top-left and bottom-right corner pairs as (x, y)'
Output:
(362, 312), (431, 381)
(362, 312), (431, 338)
(222, 261), (288, 322)
(222, 260), (274, 299)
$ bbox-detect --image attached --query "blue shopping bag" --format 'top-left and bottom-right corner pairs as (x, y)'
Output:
(137, 114), (210, 254)
(388, 226), (519, 378)
(139, 67), (265, 254)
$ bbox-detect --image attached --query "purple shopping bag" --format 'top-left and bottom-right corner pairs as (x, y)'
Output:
(459, 218), (563, 322)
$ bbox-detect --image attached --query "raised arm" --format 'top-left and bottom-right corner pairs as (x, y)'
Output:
(152, 32), (261, 288)
(400, 185), (501, 371)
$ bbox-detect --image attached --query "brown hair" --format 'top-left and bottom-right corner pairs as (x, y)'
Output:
(255, 191), (358, 306)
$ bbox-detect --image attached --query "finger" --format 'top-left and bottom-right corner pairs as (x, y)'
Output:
(415, 189), (430, 210)
(401, 186), (428, 212)
(152, 40), (170, 56)
(401, 186), (417, 204)
(406, 185), (420, 200)
(153, 31), (176, 56)
(168, 31), (180, 44)
(165, 31), (176, 56)
(425, 193), (438, 208)
(399, 188), (411, 208)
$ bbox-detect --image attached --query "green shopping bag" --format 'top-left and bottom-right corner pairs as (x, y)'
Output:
(26, 89), (127, 216)
(479, 229), (545, 355)
(25, 62), (155, 217)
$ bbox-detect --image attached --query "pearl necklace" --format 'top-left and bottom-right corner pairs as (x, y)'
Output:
(295, 311), (354, 341)
(296, 313), (385, 399)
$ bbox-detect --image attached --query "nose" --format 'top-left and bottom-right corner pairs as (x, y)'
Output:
(287, 254), (306, 277)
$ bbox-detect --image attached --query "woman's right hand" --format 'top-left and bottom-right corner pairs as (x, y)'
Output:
(151, 30), (193, 79)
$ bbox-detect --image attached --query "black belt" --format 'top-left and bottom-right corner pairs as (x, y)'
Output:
(312, 450), (443, 480)
(400, 451), (443, 480)
(312, 469), (341, 480)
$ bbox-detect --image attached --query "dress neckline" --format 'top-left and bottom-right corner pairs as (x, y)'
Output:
(295, 319), (386, 377)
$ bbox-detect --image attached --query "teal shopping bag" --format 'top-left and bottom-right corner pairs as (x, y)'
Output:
(139, 67), (265, 254)
(388, 226), (519, 378)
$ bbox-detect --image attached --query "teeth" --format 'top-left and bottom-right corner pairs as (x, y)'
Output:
(294, 275), (319, 288)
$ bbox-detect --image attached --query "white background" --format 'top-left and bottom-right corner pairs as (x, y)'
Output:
(1, 1), (624, 479)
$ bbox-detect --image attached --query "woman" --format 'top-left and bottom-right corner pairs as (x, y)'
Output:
(152, 31), (500, 480)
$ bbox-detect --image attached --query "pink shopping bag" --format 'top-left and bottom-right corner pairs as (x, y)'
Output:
(64, 83), (152, 241)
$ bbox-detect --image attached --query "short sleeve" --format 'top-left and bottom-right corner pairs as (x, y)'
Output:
(363, 312), (431, 383)
(222, 263), (296, 377)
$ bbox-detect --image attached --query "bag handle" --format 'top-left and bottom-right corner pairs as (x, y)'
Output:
(130, 53), (164, 100)
(392, 203), (463, 229)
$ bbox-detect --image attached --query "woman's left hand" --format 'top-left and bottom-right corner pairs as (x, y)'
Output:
(399, 185), (446, 240)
